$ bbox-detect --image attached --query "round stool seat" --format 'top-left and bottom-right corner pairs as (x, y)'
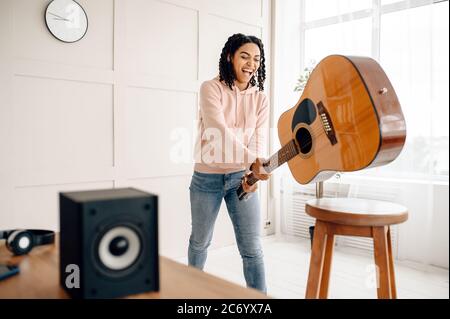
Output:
(306, 198), (408, 226)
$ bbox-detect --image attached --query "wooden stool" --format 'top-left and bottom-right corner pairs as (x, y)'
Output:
(305, 198), (408, 299)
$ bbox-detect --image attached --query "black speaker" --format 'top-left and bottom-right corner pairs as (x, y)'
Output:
(59, 188), (159, 299)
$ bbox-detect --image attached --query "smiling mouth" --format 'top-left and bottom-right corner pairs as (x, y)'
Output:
(242, 69), (254, 76)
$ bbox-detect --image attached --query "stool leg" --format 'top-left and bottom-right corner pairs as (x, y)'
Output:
(306, 220), (327, 299)
(372, 226), (392, 299)
(387, 227), (397, 298)
(319, 232), (335, 299)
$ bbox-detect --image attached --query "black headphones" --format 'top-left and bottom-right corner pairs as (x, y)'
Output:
(0, 229), (55, 256)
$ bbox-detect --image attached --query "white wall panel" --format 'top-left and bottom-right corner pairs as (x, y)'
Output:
(125, 0), (198, 80)
(13, 0), (114, 70)
(13, 76), (113, 186)
(0, 0), (15, 227)
(123, 87), (197, 177)
(206, 0), (263, 20)
(8, 181), (114, 230)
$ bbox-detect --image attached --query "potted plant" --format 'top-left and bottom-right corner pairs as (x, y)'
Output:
(294, 60), (316, 93)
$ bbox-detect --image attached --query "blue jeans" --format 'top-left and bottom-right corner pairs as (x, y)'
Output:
(188, 170), (267, 293)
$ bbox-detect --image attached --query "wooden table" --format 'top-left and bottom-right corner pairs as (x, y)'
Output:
(0, 238), (267, 299)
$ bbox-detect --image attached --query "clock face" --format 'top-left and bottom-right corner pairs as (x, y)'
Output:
(45, 0), (88, 43)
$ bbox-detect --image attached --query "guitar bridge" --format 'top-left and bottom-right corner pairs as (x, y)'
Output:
(317, 101), (338, 145)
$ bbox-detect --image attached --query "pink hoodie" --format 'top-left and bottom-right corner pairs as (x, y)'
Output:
(194, 77), (270, 174)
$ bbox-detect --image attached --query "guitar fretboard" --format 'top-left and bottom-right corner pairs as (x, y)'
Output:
(246, 139), (299, 186)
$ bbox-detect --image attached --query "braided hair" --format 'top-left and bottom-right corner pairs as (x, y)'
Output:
(219, 33), (266, 91)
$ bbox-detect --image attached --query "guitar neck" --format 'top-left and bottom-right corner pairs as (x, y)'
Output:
(245, 139), (299, 186)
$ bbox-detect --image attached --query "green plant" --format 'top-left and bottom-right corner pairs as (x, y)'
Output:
(294, 60), (316, 92)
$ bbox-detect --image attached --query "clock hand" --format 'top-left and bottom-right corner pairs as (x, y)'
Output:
(48, 11), (69, 20)
(53, 17), (72, 22)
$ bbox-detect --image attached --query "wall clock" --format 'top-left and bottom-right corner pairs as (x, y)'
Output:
(45, 0), (88, 43)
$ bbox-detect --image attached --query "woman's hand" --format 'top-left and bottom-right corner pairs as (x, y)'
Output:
(241, 158), (271, 194)
(241, 173), (258, 193)
(250, 158), (271, 180)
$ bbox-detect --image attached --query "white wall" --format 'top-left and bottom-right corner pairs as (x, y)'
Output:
(270, 0), (303, 237)
(0, 0), (271, 259)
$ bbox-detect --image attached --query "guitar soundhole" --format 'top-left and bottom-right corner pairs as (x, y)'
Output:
(295, 127), (312, 155)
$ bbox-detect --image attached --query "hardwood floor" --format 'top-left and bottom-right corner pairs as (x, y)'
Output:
(176, 235), (449, 299)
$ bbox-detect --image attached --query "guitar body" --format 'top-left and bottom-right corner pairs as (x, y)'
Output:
(277, 55), (406, 184)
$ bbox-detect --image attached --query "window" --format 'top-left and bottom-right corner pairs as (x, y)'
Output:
(304, 18), (372, 64)
(274, 0), (449, 266)
(301, 0), (449, 179)
(379, 2), (449, 177)
(305, 0), (372, 22)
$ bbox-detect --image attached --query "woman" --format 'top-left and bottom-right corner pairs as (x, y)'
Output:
(189, 33), (271, 293)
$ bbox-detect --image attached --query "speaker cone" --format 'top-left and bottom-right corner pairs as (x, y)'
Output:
(97, 226), (141, 271)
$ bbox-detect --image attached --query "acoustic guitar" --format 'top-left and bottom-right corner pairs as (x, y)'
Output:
(237, 55), (406, 200)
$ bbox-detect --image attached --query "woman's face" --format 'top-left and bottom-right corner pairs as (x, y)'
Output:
(231, 42), (261, 87)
